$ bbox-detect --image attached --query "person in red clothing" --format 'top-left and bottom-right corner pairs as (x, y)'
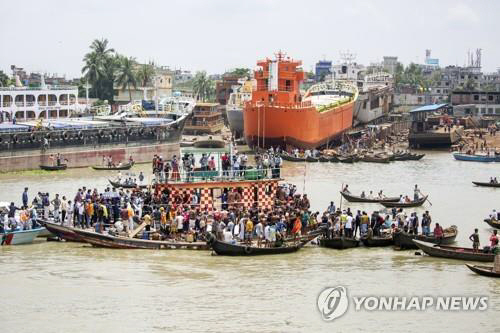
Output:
(489, 230), (498, 248)
(433, 223), (444, 245)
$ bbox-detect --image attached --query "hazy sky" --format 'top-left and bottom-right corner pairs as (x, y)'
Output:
(1, 0), (498, 78)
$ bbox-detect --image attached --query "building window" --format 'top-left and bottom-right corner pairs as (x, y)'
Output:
(474, 95), (479, 101)
(436, 89), (441, 93)
(488, 95), (493, 101)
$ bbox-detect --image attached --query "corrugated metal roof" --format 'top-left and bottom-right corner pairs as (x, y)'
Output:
(410, 103), (448, 113)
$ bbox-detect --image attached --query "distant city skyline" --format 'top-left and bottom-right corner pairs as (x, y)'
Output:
(1, 0), (498, 79)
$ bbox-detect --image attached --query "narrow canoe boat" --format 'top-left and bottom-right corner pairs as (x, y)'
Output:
(1, 228), (44, 245)
(407, 153), (425, 161)
(465, 264), (500, 278)
(92, 162), (133, 171)
(338, 156), (355, 163)
(40, 164), (67, 171)
(73, 229), (210, 250)
(40, 220), (84, 242)
(361, 155), (391, 164)
(393, 226), (458, 249)
(108, 179), (147, 189)
(329, 156), (340, 163)
(206, 232), (314, 256)
(361, 235), (394, 247)
(453, 153), (500, 162)
(472, 181), (500, 188)
(305, 156), (319, 162)
(413, 240), (494, 262)
(340, 191), (399, 203)
(484, 218), (500, 229)
(380, 195), (428, 208)
(280, 153), (305, 162)
(318, 156), (330, 162)
(319, 236), (359, 249)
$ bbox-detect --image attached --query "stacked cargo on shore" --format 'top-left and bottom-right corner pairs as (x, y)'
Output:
(243, 52), (358, 150)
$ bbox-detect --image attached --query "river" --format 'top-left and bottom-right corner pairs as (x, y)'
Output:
(0, 150), (499, 332)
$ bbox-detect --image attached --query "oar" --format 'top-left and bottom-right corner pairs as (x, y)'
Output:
(339, 183), (343, 211)
(424, 194), (433, 206)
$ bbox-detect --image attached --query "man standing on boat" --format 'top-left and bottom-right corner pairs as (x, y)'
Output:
(22, 187), (28, 209)
(413, 184), (422, 201)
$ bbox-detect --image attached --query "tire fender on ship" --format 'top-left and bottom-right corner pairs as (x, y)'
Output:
(62, 131), (69, 140)
(78, 131), (84, 139)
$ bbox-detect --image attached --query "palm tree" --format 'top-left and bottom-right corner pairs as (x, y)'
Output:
(137, 63), (155, 87)
(116, 56), (138, 101)
(90, 38), (114, 57)
(82, 52), (102, 97)
(193, 71), (214, 101)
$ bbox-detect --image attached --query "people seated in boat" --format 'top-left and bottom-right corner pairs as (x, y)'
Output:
(490, 177), (495, 184)
(367, 191), (374, 199)
(342, 184), (350, 193)
(360, 191), (366, 199)
(404, 195), (412, 203)
(398, 195), (404, 203)
(293, 148), (300, 157)
(304, 149), (311, 158)
(377, 190), (385, 199)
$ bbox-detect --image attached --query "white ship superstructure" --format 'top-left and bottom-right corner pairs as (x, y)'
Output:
(0, 76), (84, 122)
(226, 78), (253, 137)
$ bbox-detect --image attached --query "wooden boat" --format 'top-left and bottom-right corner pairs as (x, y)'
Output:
(338, 155), (355, 163)
(280, 153), (305, 162)
(1, 227), (44, 245)
(361, 235), (394, 247)
(413, 240), (494, 262)
(465, 264), (500, 278)
(472, 181), (500, 188)
(340, 191), (399, 203)
(453, 153), (500, 162)
(329, 155), (340, 163)
(92, 162), (133, 171)
(108, 179), (147, 189)
(318, 156), (330, 162)
(318, 236), (359, 249)
(484, 218), (500, 229)
(305, 156), (319, 162)
(73, 229), (210, 250)
(40, 220), (84, 242)
(393, 226), (458, 249)
(206, 232), (314, 256)
(406, 153), (425, 161)
(40, 164), (67, 171)
(361, 155), (391, 164)
(380, 195), (428, 208)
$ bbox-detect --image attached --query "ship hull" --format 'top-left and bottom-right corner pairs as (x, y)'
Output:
(226, 107), (244, 137)
(244, 102), (354, 150)
(0, 115), (188, 172)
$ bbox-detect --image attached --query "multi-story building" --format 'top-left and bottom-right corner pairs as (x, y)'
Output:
(382, 56), (398, 75)
(451, 90), (500, 118)
(114, 66), (173, 103)
(314, 60), (332, 82)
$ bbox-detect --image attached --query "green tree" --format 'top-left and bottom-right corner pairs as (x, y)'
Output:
(0, 70), (10, 87)
(137, 63), (155, 87)
(193, 71), (214, 101)
(81, 38), (115, 100)
(116, 56), (138, 101)
(229, 68), (250, 77)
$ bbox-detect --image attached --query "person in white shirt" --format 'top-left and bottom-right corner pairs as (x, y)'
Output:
(264, 224), (271, 247)
(345, 214), (353, 238)
(223, 227), (233, 242)
(66, 201), (74, 226)
(255, 221), (263, 247)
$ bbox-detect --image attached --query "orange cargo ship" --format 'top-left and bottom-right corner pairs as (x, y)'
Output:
(244, 52), (358, 149)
